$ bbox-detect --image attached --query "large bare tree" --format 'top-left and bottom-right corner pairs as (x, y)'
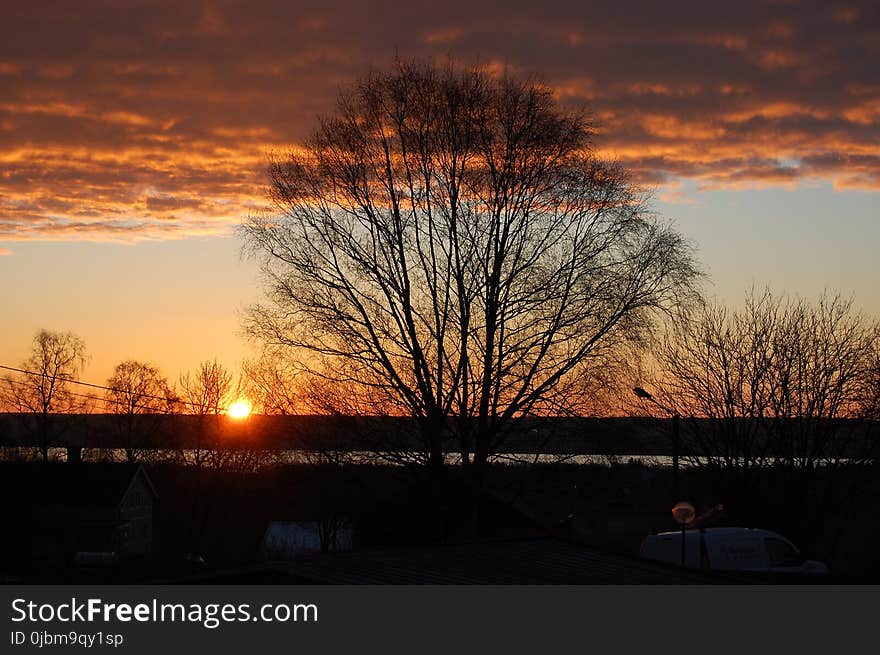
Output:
(3, 329), (87, 462)
(243, 60), (700, 480)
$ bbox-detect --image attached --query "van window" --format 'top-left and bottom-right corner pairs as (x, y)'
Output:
(765, 538), (802, 567)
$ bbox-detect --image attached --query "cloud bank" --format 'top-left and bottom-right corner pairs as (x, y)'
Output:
(1, 0), (877, 242)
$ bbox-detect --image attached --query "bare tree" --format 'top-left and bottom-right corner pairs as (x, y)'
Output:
(646, 289), (878, 470)
(105, 360), (175, 462)
(3, 330), (87, 462)
(178, 359), (235, 556)
(769, 294), (877, 467)
(862, 327), (880, 421)
(298, 369), (422, 468)
(241, 349), (300, 416)
(178, 359), (234, 467)
(243, 60), (700, 484)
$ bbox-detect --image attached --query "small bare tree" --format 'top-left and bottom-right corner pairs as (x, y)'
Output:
(3, 330), (87, 462)
(179, 359), (234, 467)
(768, 294), (877, 467)
(862, 328), (880, 421)
(178, 359), (235, 556)
(648, 289), (878, 470)
(105, 360), (175, 463)
(241, 349), (300, 416)
(243, 60), (700, 486)
(300, 368), (420, 467)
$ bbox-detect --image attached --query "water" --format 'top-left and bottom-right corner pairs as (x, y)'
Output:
(4, 446), (862, 469)
(2, 446), (675, 467)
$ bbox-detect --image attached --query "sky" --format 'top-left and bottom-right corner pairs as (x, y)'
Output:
(0, 0), (878, 385)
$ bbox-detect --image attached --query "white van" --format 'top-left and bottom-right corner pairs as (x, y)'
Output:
(640, 527), (828, 574)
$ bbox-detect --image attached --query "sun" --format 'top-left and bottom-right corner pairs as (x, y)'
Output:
(227, 399), (252, 419)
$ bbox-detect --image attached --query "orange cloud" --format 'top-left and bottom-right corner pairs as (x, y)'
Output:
(755, 49), (803, 71)
(833, 7), (860, 24)
(640, 114), (727, 140)
(423, 27), (465, 44)
(0, 0), (877, 244)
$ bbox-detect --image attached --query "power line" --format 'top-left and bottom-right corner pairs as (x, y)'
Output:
(0, 363), (228, 412)
(2, 374), (175, 414)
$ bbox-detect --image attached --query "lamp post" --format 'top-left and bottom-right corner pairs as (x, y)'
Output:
(633, 387), (680, 497)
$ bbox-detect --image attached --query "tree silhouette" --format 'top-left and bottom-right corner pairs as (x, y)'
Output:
(243, 59), (700, 483)
(241, 348), (300, 416)
(179, 359), (234, 468)
(861, 325), (880, 422)
(3, 330), (87, 462)
(105, 360), (175, 462)
(178, 359), (235, 555)
(646, 288), (879, 469)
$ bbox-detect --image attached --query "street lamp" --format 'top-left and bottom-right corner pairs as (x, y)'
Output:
(633, 387), (681, 496)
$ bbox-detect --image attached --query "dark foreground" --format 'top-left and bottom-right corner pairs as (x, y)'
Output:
(1, 460), (877, 583)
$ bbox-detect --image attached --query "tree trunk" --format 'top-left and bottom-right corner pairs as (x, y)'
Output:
(40, 412), (49, 463)
(472, 427), (490, 484)
(423, 415), (445, 472)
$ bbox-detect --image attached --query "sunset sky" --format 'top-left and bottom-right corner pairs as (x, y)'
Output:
(1, 0), (878, 385)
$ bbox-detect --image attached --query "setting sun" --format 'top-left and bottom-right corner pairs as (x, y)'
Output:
(227, 399), (252, 419)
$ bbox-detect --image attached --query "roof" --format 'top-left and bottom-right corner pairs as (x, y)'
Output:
(652, 527), (785, 539)
(269, 538), (727, 584)
(0, 462), (157, 510)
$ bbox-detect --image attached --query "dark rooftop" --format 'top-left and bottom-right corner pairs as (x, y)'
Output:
(168, 539), (728, 584)
(0, 462), (155, 509)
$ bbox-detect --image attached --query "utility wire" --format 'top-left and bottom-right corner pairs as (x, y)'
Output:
(0, 363), (226, 412)
(2, 374), (177, 414)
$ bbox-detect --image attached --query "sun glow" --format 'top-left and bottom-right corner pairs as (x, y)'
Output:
(227, 399), (252, 419)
